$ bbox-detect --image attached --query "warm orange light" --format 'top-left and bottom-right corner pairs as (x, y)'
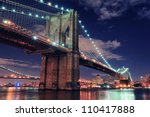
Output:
(7, 21), (12, 25)
(10, 74), (14, 77)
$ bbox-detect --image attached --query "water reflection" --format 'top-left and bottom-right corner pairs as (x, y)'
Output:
(80, 89), (135, 100)
(104, 89), (135, 100)
(0, 87), (150, 100)
(133, 88), (150, 100)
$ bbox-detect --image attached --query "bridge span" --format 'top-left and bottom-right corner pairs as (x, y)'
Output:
(0, 0), (132, 90)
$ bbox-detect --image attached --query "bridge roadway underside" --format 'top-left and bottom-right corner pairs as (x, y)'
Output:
(0, 24), (71, 55)
(0, 24), (50, 51)
(80, 58), (117, 77)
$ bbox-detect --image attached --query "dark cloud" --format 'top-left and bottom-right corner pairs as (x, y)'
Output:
(80, 0), (150, 20)
(138, 7), (150, 19)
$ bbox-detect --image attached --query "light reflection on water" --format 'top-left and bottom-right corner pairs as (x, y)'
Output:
(79, 89), (135, 100)
(0, 87), (150, 100)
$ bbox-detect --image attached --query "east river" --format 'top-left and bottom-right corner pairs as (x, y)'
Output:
(0, 87), (150, 100)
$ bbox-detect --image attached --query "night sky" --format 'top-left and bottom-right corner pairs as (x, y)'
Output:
(1, 0), (150, 81)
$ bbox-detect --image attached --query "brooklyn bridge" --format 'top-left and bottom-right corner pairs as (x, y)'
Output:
(0, 0), (132, 90)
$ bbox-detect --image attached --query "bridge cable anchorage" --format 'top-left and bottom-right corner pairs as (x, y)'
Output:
(78, 20), (117, 72)
(0, 65), (39, 79)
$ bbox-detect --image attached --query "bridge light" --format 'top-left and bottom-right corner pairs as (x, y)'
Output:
(29, 13), (32, 16)
(61, 7), (64, 10)
(82, 25), (84, 29)
(106, 85), (110, 88)
(12, 9), (16, 12)
(52, 42), (57, 46)
(33, 36), (37, 40)
(7, 20), (12, 25)
(47, 39), (50, 42)
(3, 20), (8, 24)
(35, 14), (39, 18)
(66, 9), (69, 12)
(79, 20), (82, 24)
(2, 6), (6, 10)
(40, 0), (44, 3)
(41, 16), (44, 19)
(84, 30), (87, 33)
(87, 34), (90, 37)
(62, 43), (65, 47)
(48, 2), (52, 6)
(89, 38), (92, 40)
(55, 5), (58, 8)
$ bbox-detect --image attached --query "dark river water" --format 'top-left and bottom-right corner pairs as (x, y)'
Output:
(0, 87), (150, 100)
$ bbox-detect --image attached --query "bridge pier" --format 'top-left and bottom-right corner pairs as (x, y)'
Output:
(39, 52), (80, 90)
(39, 10), (79, 90)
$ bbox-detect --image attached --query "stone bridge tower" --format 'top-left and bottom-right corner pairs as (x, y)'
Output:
(39, 10), (80, 90)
